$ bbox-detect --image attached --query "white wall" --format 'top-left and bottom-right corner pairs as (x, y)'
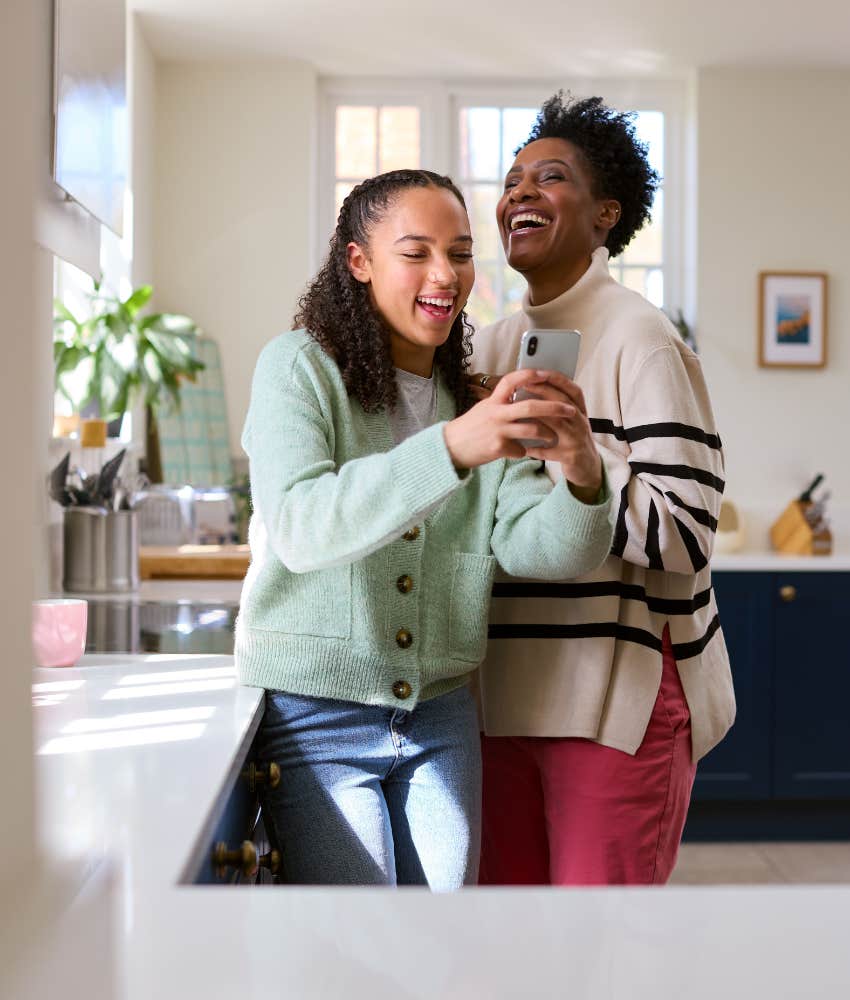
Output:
(130, 14), (157, 288)
(697, 68), (850, 525)
(154, 59), (318, 462)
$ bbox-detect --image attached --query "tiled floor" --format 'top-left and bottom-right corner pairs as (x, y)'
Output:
(670, 842), (850, 884)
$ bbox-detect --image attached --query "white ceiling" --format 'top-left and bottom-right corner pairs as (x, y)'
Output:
(132, 0), (850, 77)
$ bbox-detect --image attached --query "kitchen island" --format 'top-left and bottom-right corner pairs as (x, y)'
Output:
(31, 651), (850, 998)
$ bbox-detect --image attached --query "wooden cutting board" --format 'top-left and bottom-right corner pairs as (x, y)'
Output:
(139, 544), (250, 580)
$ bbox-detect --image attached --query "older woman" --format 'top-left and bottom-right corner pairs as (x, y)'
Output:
(471, 93), (735, 886)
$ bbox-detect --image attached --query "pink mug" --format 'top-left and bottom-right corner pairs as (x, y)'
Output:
(32, 599), (88, 668)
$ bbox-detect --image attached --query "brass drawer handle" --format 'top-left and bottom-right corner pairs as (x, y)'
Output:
(258, 849), (281, 876)
(779, 585), (797, 603)
(212, 840), (257, 878)
(242, 761), (281, 792)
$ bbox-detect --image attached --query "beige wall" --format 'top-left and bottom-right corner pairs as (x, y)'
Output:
(154, 59), (318, 462)
(696, 68), (850, 522)
(0, 0), (37, 884)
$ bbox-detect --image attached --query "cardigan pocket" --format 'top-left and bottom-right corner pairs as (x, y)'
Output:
(448, 552), (497, 663)
(260, 563), (352, 640)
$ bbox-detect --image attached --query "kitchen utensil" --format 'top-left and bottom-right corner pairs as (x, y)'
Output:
(48, 452), (72, 506)
(63, 507), (140, 592)
(798, 474), (824, 504)
(91, 447), (126, 506)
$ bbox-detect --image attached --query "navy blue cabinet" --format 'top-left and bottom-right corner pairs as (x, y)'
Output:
(773, 573), (850, 799)
(693, 572), (773, 800)
(687, 569), (850, 836)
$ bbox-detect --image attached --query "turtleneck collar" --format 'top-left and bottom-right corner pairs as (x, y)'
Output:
(522, 247), (612, 330)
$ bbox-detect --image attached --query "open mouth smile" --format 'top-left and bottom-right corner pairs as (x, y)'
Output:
(507, 212), (552, 236)
(416, 295), (455, 319)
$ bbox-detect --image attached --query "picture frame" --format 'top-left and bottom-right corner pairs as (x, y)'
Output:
(758, 271), (828, 369)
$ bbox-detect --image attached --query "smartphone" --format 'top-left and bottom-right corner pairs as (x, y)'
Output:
(513, 329), (582, 449)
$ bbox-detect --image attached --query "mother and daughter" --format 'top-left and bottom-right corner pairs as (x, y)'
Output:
(235, 92), (735, 890)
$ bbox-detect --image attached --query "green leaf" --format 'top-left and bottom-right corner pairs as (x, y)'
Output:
(123, 285), (153, 317)
(140, 313), (198, 337)
(54, 344), (85, 377)
(53, 299), (79, 326)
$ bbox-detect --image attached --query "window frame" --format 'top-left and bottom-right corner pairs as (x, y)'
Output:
(318, 76), (692, 317)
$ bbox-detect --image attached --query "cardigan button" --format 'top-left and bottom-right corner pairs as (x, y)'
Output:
(392, 680), (412, 700)
(395, 628), (413, 649)
(396, 575), (413, 594)
(402, 526), (420, 541)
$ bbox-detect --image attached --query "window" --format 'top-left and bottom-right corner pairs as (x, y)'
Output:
(456, 106), (538, 327)
(324, 101), (422, 241)
(319, 80), (688, 326)
(456, 104), (666, 325)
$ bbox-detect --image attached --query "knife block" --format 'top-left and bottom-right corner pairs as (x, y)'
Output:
(770, 500), (832, 556)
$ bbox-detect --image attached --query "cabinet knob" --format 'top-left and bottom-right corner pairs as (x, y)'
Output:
(212, 840), (258, 878)
(258, 849), (281, 876)
(242, 761), (281, 792)
(779, 585), (797, 603)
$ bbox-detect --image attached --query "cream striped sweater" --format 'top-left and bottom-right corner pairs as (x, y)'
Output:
(472, 248), (735, 761)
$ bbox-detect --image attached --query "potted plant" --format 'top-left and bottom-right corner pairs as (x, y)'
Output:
(54, 281), (205, 478)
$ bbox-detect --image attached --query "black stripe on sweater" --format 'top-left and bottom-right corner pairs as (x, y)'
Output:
(491, 580), (714, 616)
(488, 614), (723, 660)
(645, 499), (664, 570)
(647, 484), (718, 532)
(629, 461), (725, 493)
(610, 482), (630, 558)
(590, 418), (722, 449)
(488, 622), (663, 653)
(672, 514), (709, 572)
(670, 614), (721, 661)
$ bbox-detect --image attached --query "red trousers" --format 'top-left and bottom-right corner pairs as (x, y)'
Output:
(479, 628), (696, 886)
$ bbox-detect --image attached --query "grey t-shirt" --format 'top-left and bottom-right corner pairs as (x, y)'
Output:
(388, 367), (438, 445)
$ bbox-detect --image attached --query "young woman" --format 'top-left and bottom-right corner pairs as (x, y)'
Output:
(471, 94), (735, 886)
(235, 168), (615, 890)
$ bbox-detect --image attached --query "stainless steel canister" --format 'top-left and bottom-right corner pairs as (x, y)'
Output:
(63, 508), (140, 593)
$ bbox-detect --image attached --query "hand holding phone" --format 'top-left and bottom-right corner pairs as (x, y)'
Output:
(514, 329), (582, 448)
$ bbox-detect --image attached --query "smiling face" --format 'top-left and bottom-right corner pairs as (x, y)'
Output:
(347, 185), (475, 375)
(497, 137), (619, 303)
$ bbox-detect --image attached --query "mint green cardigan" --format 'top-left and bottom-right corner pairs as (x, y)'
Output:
(235, 330), (614, 707)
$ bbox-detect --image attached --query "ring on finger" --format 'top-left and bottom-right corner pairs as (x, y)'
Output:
(478, 374), (491, 388)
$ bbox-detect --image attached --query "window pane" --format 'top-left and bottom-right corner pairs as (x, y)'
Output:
(501, 108), (537, 174)
(619, 266), (663, 306)
(466, 260), (500, 330)
(459, 107), (500, 180)
(463, 184), (501, 259)
(621, 189), (663, 265)
(336, 106), (377, 178)
(633, 110), (664, 178)
(646, 268), (664, 307)
(620, 266), (648, 297)
(379, 106), (420, 172)
(335, 181), (357, 221)
(503, 266), (527, 315)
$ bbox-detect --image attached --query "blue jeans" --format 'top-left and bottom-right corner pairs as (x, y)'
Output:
(255, 684), (481, 889)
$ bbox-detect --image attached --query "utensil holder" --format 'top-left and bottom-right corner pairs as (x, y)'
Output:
(770, 500), (832, 556)
(63, 508), (140, 593)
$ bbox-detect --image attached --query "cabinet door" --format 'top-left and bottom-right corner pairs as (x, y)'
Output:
(774, 572), (850, 798)
(691, 572), (772, 800)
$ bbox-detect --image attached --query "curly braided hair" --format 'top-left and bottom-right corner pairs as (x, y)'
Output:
(520, 93), (660, 259)
(293, 169), (475, 415)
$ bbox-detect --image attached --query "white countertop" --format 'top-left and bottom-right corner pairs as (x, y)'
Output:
(58, 578), (244, 603)
(32, 653), (850, 998)
(711, 550), (850, 571)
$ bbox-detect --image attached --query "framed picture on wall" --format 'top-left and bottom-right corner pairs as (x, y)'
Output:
(758, 271), (828, 368)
